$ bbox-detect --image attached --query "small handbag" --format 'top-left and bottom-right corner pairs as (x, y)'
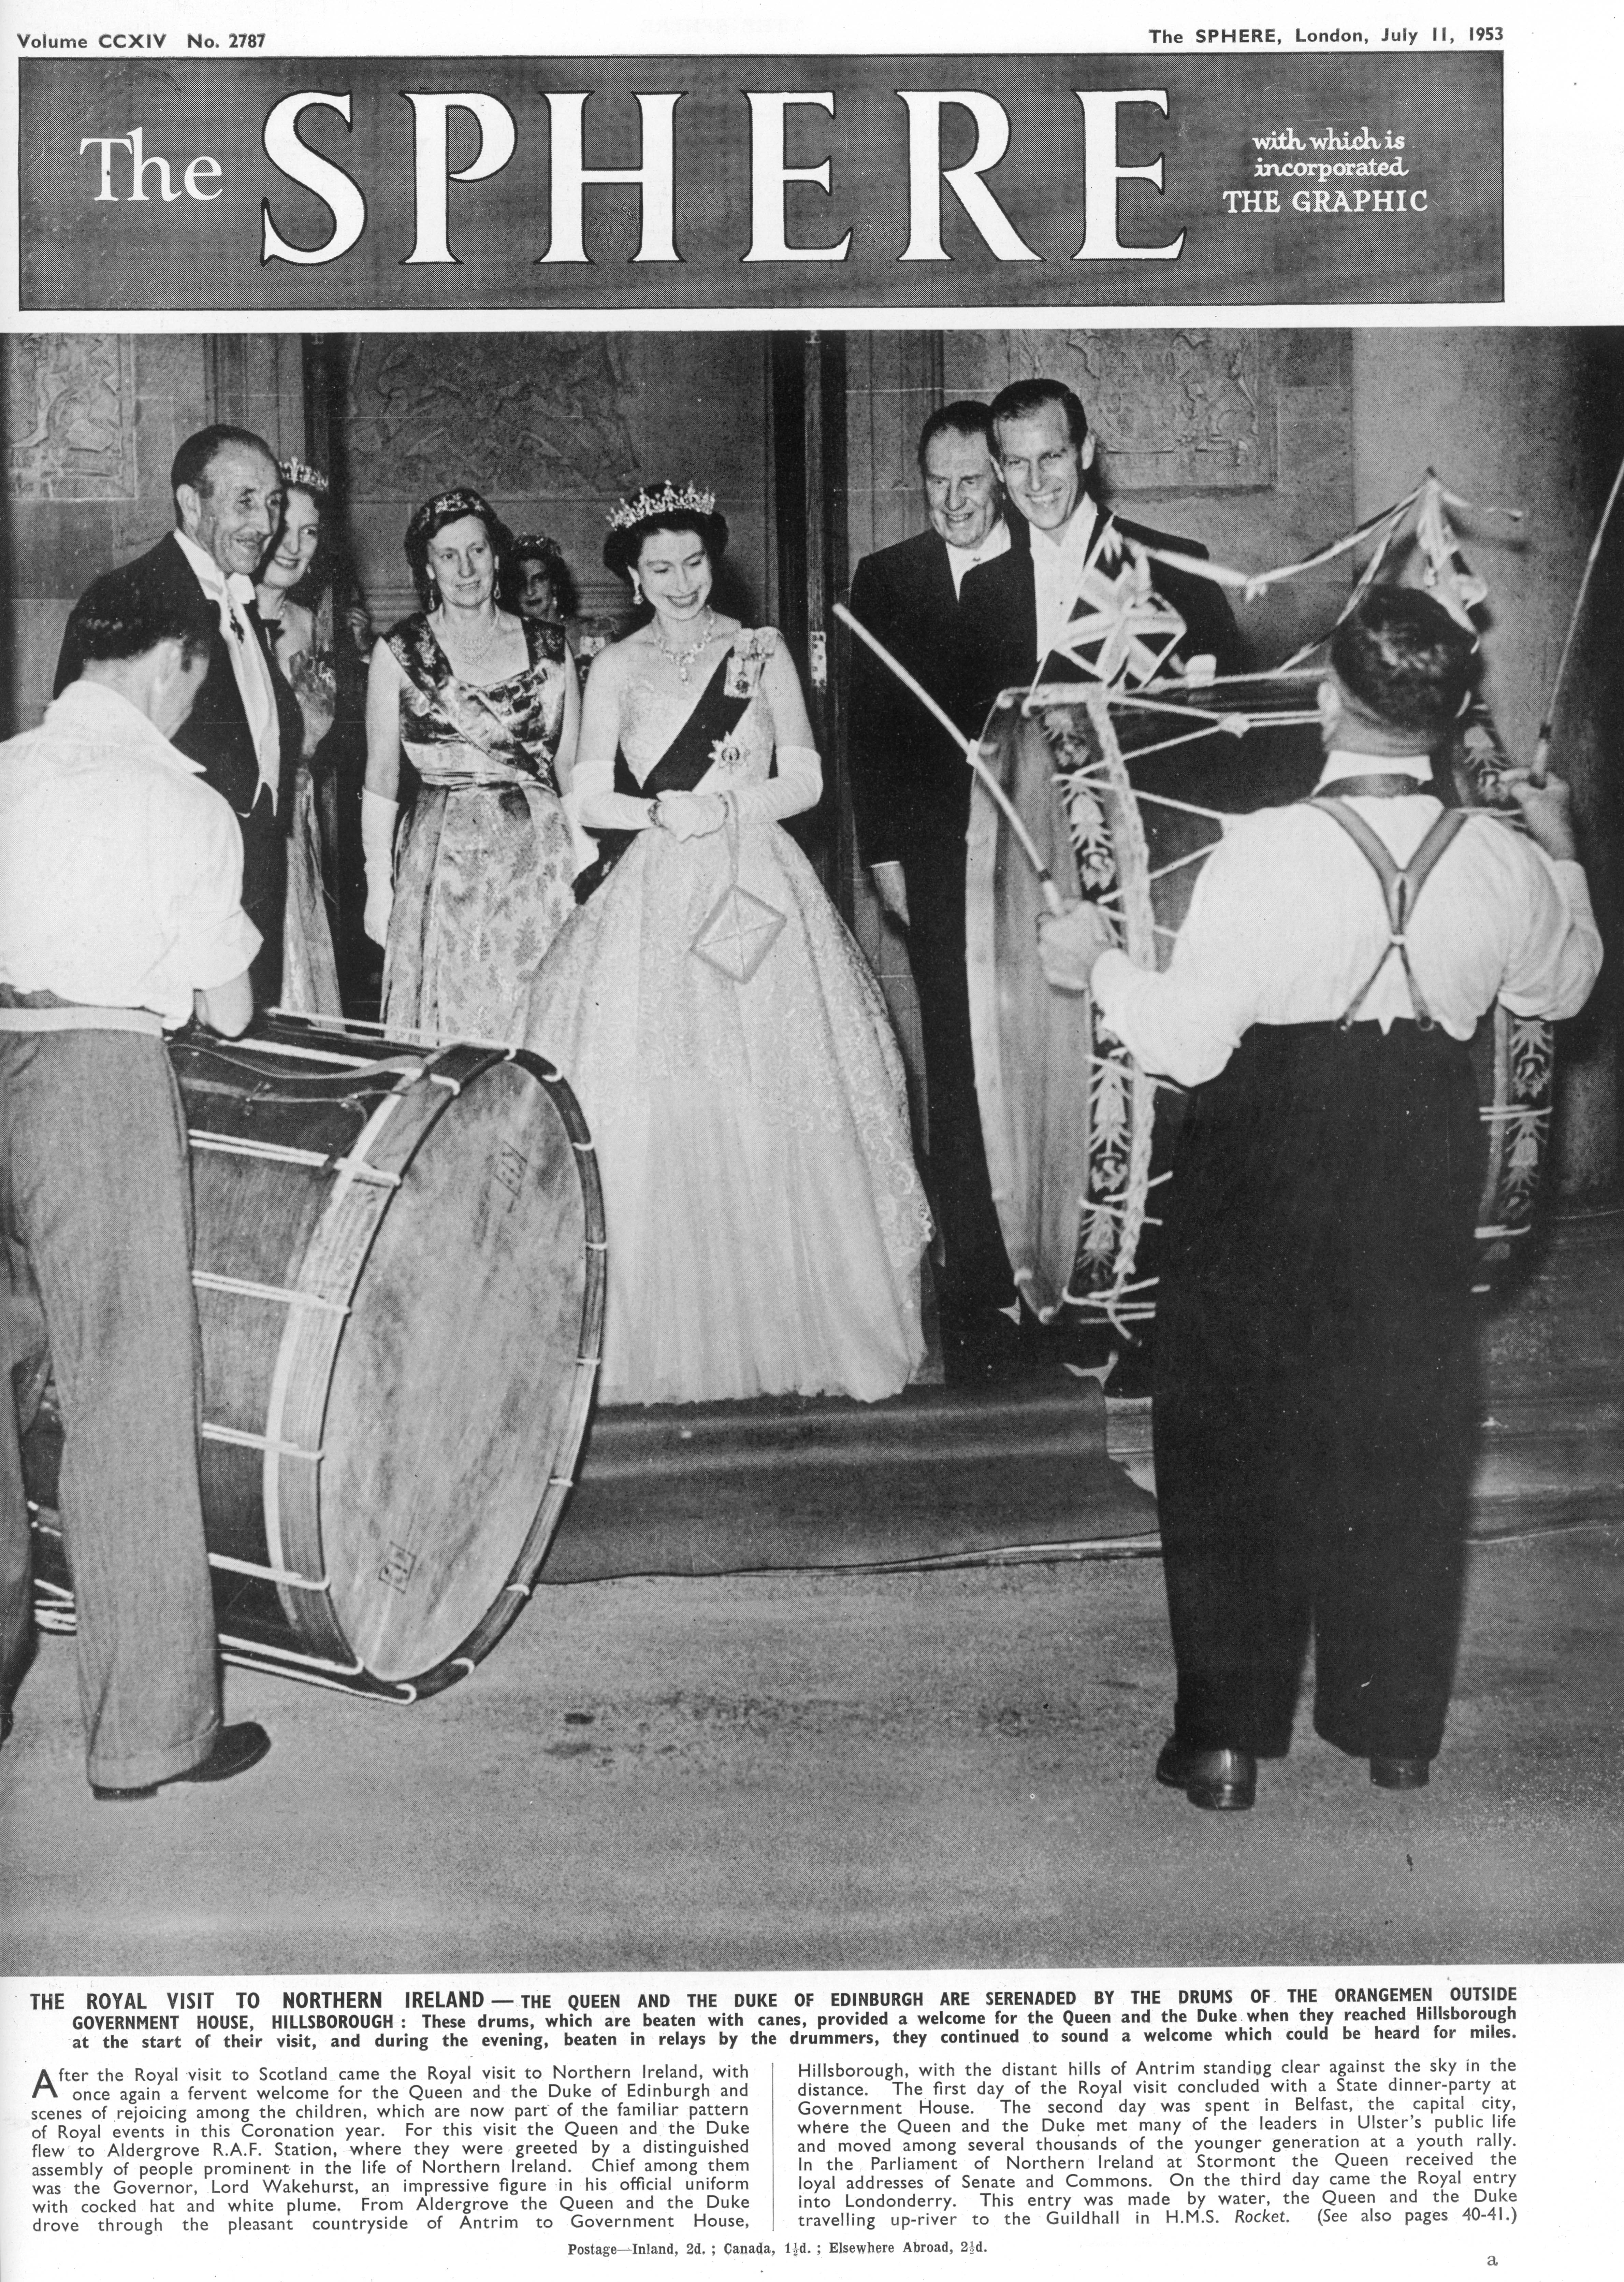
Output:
(689, 794), (787, 983)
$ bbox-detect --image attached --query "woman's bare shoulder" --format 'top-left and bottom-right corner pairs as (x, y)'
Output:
(589, 628), (658, 682)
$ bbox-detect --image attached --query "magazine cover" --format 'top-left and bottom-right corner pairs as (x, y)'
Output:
(0, 3), (1617, 2275)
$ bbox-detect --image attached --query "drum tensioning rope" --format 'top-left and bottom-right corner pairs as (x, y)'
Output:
(835, 603), (1068, 917)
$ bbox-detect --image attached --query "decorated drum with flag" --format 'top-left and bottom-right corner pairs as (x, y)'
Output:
(965, 675), (1555, 1334)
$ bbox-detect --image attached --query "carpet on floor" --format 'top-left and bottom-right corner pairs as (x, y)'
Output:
(539, 1379), (1154, 1582)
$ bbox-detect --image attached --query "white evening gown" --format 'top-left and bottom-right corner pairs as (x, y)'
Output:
(526, 630), (930, 1405)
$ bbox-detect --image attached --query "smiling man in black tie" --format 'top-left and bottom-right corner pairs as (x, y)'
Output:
(56, 424), (303, 1008)
(847, 402), (1024, 1385)
(958, 376), (1247, 718)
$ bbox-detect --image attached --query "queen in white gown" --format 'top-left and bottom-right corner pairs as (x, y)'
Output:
(524, 483), (930, 1406)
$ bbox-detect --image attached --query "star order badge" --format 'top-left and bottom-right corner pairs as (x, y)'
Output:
(1052, 543), (1188, 687)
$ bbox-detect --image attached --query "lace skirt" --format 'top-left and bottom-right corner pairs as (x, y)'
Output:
(280, 763), (342, 1017)
(526, 819), (931, 1405)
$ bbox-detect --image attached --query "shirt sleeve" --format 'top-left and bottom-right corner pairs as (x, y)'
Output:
(154, 784), (261, 996)
(1088, 820), (1273, 1087)
(1498, 851), (1604, 1021)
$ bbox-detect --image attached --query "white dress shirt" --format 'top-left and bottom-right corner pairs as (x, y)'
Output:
(175, 528), (282, 807)
(1090, 750), (1603, 1088)
(0, 680), (260, 1025)
(1030, 499), (1101, 663)
(945, 516), (1011, 599)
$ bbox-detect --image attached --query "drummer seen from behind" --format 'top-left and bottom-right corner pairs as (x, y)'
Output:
(1036, 587), (1600, 1814)
(0, 563), (274, 1800)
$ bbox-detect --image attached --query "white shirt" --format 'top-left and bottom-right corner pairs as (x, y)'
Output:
(0, 680), (261, 1025)
(175, 528), (282, 807)
(1090, 750), (1602, 1088)
(945, 517), (1011, 599)
(1030, 498), (1101, 663)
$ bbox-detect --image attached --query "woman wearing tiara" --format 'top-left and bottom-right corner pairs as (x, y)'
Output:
(362, 486), (580, 1043)
(256, 457), (343, 1014)
(524, 482), (931, 1407)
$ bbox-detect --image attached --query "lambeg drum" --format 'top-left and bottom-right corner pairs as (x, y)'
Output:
(22, 1015), (605, 1699)
(966, 675), (1556, 1334)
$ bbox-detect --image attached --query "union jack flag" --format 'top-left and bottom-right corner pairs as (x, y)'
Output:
(1048, 536), (1188, 688)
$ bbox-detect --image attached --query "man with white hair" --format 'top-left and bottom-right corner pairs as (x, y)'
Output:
(56, 422), (303, 1006)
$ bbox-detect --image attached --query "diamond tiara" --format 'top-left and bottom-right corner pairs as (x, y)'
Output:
(607, 480), (716, 532)
(279, 457), (329, 495)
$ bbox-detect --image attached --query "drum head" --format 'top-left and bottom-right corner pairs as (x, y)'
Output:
(320, 1059), (587, 1682)
(965, 697), (1093, 1320)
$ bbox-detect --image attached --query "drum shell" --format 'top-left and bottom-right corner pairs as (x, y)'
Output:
(26, 1020), (604, 1699)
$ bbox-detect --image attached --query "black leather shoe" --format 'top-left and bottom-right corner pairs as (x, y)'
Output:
(1155, 1736), (1257, 1811)
(92, 1723), (271, 1803)
(1370, 1755), (1430, 1790)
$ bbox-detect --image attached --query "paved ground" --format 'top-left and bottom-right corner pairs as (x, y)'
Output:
(3, 1517), (1619, 1976)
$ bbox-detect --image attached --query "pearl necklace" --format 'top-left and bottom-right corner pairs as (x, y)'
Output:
(654, 607), (718, 684)
(437, 605), (510, 675)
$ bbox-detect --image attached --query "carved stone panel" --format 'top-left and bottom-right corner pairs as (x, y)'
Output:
(945, 330), (1275, 491)
(339, 335), (642, 501)
(6, 335), (137, 500)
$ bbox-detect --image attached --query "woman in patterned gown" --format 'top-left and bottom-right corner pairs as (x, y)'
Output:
(524, 483), (931, 1407)
(362, 487), (580, 1042)
(256, 459), (342, 1015)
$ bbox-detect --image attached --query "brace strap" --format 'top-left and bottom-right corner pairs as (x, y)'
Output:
(1309, 797), (1472, 1030)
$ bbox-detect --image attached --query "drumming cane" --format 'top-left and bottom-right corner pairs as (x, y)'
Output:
(835, 603), (1067, 916)
(1531, 446), (1624, 784)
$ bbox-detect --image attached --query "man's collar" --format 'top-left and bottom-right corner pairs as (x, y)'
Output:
(1029, 496), (1099, 556)
(1318, 746), (1434, 788)
(175, 527), (256, 607)
(48, 677), (204, 774)
(944, 518), (1010, 567)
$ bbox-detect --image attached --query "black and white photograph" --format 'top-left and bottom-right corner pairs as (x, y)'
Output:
(0, 6), (1619, 2278)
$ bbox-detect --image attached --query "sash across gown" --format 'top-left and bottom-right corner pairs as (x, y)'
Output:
(525, 629), (931, 1405)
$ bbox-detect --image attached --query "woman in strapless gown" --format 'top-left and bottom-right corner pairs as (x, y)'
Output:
(525, 484), (930, 1406)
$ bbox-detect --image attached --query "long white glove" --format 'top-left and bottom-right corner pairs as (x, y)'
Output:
(361, 788), (397, 948)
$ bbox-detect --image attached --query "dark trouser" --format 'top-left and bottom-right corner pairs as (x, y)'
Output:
(1153, 1021), (1480, 1764)
(900, 842), (1016, 1335)
(0, 1031), (221, 1787)
(240, 783), (289, 1010)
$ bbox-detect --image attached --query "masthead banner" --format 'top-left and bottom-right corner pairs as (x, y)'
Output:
(18, 52), (1502, 312)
